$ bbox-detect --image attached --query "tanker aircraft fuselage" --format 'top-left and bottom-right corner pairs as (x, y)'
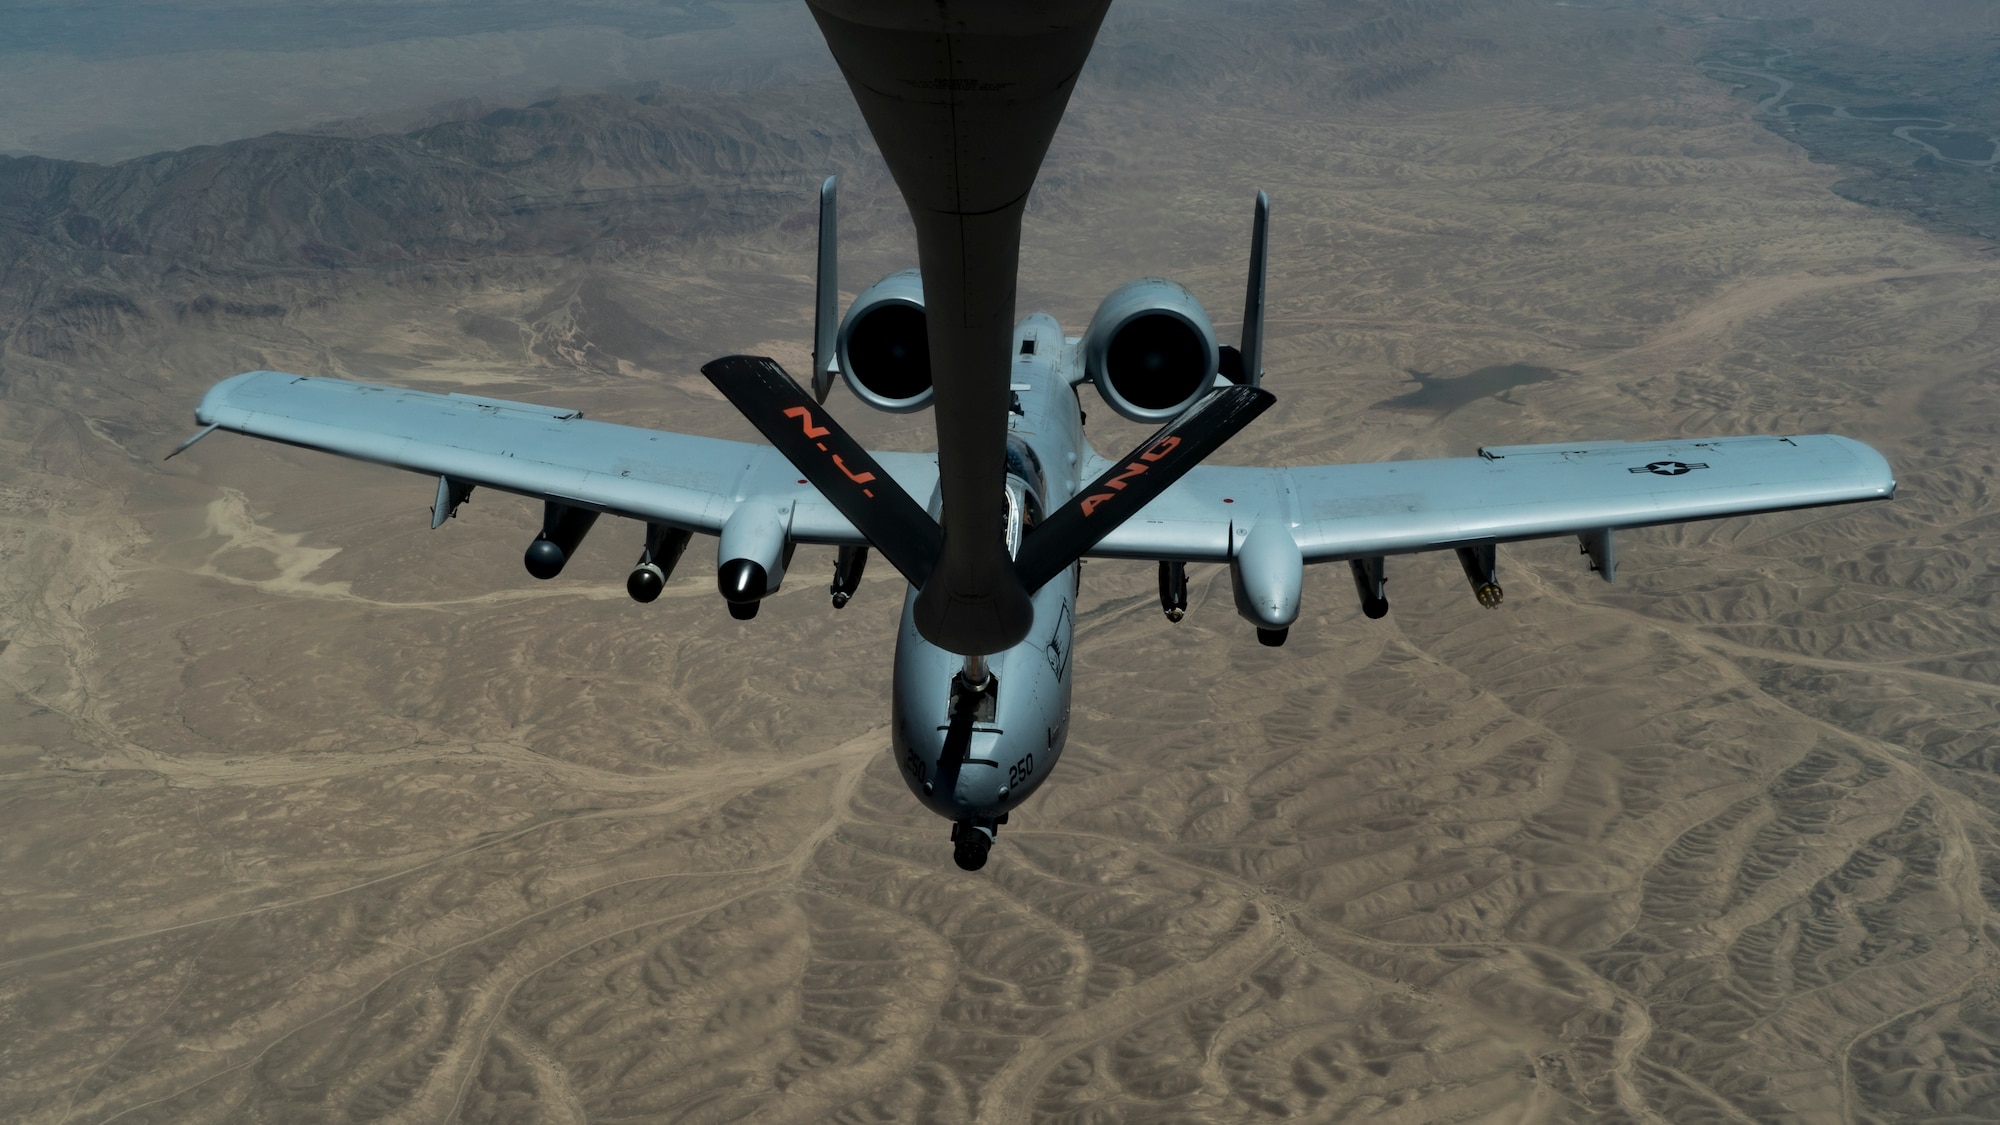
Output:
(802, 0), (1116, 658)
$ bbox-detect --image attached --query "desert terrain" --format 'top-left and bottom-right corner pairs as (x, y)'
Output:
(6, 0), (2000, 1120)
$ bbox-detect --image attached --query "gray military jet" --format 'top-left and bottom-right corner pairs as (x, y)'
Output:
(178, 1), (1895, 870)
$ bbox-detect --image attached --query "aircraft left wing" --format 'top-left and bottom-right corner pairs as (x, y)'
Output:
(189, 371), (938, 543)
(1087, 433), (1895, 563)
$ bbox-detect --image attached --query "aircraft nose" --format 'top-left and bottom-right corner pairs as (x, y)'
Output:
(952, 732), (1007, 809)
(898, 717), (1006, 817)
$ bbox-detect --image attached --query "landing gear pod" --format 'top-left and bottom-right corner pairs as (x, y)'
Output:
(627, 523), (692, 603)
(524, 502), (598, 579)
(1456, 543), (1503, 608)
(1350, 556), (1388, 619)
(1232, 521), (1302, 640)
(717, 501), (793, 620)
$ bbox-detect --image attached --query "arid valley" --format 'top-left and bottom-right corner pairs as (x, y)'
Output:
(7, 0), (2000, 1120)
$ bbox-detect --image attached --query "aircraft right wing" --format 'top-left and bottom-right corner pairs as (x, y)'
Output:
(1086, 434), (1895, 564)
(189, 370), (938, 547)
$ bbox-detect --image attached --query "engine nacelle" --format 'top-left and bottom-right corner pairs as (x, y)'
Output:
(837, 270), (932, 413)
(1232, 520), (1302, 646)
(1081, 278), (1220, 423)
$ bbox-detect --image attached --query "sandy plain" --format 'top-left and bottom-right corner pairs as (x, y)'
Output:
(6, 0), (2000, 1121)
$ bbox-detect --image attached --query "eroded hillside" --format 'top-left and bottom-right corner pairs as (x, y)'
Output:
(7, 1), (2000, 1121)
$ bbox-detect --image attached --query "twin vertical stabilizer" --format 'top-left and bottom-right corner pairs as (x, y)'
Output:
(1240, 190), (1270, 389)
(811, 175), (839, 404)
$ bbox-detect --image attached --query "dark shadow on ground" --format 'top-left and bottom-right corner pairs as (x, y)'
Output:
(1373, 364), (1560, 413)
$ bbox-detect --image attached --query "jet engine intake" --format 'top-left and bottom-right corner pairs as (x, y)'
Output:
(837, 270), (933, 412)
(1082, 278), (1220, 423)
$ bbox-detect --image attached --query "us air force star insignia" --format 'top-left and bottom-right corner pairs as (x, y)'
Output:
(1629, 460), (1709, 476)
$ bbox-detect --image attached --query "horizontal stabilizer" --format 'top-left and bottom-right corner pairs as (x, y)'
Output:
(701, 354), (941, 587)
(1014, 383), (1273, 592)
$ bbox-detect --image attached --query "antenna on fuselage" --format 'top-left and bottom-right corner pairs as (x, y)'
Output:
(811, 175), (839, 404)
(1239, 190), (1270, 388)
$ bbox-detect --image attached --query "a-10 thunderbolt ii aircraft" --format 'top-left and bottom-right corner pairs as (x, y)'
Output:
(177, 0), (1895, 870)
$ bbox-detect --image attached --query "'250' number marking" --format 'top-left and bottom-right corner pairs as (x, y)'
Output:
(1008, 754), (1036, 788)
